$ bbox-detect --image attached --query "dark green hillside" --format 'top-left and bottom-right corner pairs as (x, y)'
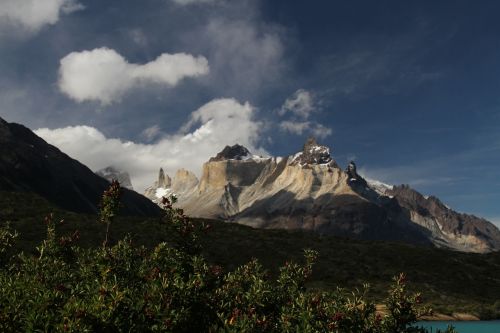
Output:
(1, 191), (500, 319)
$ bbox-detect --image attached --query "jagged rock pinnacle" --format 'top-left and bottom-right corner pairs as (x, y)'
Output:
(209, 144), (251, 162)
(346, 161), (358, 179)
(158, 168), (172, 188)
(293, 137), (333, 165)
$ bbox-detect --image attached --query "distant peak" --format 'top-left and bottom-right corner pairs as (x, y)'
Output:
(158, 168), (171, 188)
(209, 144), (251, 162)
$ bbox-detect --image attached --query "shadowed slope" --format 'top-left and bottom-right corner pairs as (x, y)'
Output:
(0, 117), (160, 216)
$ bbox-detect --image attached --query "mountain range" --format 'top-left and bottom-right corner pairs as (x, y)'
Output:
(1, 115), (498, 253)
(0, 117), (160, 216)
(144, 138), (500, 253)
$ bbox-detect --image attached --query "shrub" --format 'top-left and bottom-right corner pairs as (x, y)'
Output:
(0, 183), (456, 332)
(0, 222), (17, 266)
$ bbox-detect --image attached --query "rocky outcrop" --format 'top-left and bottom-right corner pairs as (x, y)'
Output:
(0, 117), (160, 216)
(158, 168), (172, 188)
(291, 137), (334, 165)
(209, 144), (252, 162)
(96, 166), (134, 190)
(144, 168), (173, 202)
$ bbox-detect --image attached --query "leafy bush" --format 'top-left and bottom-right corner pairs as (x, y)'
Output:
(0, 184), (457, 332)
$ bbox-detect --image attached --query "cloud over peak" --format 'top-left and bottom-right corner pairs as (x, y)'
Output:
(35, 98), (266, 191)
(58, 47), (209, 105)
(0, 0), (83, 32)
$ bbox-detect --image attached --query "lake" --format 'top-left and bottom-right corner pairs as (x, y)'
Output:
(416, 320), (500, 333)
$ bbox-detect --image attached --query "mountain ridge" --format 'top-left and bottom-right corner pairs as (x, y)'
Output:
(0, 117), (160, 216)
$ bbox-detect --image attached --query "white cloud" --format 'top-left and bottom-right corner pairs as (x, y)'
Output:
(279, 121), (310, 135)
(279, 121), (332, 139)
(191, 17), (284, 97)
(279, 89), (316, 119)
(0, 0), (83, 32)
(35, 98), (266, 192)
(58, 47), (209, 105)
(311, 123), (332, 139)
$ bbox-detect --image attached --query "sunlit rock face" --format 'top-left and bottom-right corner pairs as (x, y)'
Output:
(384, 185), (500, 253)
(144, 138), (500, 253)
(171, 169), (199, 196)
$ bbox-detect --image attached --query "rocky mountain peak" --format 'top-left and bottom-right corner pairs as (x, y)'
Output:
(209, 144), (251, 162)
(139, 134), (500, 253)
(158, 168), (172, 188)
(293, 137), (333, 165)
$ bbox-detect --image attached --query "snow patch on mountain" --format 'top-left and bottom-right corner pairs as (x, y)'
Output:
(365, 178), (394, 196)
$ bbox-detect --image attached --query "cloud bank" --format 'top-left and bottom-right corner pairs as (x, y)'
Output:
(58, 47), (209, 105)
(35, 98), (266, 192)
(0, 0), (83, 32)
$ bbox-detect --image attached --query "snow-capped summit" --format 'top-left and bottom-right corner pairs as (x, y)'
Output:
(209, 144), (253, 162)
(365, 178), (394, 196)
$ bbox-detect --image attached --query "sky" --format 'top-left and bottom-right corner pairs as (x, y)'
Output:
(0, 0), (499, 227)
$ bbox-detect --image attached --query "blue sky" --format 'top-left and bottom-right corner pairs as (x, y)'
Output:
(0, 0), (499, 226)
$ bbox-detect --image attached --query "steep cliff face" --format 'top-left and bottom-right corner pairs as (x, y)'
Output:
(171, 169), (199, 195)
(144, 139), (500, 253)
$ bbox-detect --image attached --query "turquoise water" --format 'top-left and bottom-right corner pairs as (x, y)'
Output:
(416, 320), (500, 333)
